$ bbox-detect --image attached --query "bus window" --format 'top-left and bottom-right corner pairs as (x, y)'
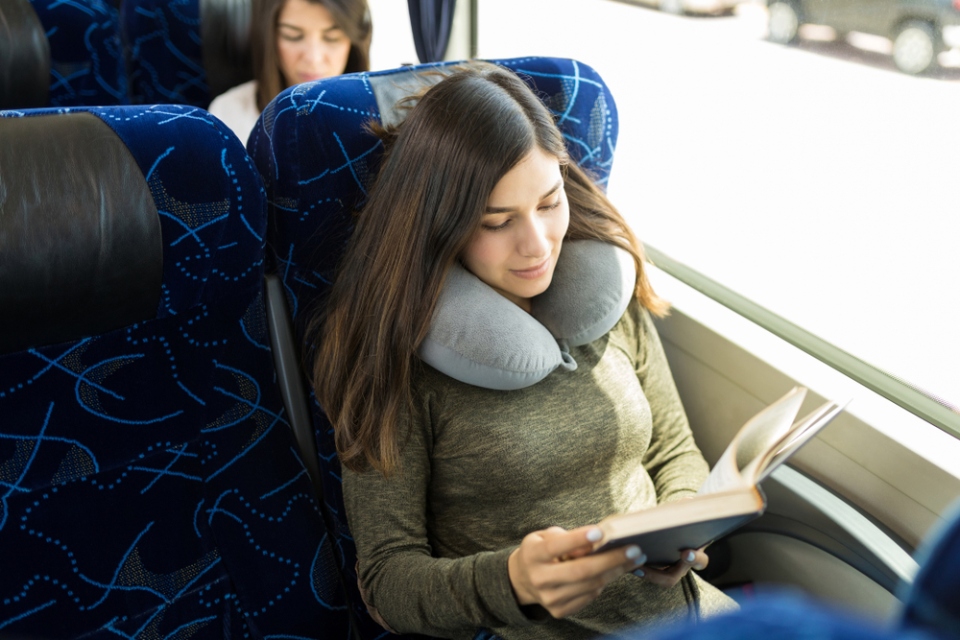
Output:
(468, 0), (959, 418)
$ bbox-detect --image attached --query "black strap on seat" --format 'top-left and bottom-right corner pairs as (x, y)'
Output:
(0, 0), (51, 109)
(0, 112), (163, 354)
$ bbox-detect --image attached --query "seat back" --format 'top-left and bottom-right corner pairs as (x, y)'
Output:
(900, 499), (960, 637)
(0, 104), (349, 638)
(28, 0), (127, 106)
(122, 0), (252, 107)
(248, 56), (619, 639)
(0, 0), (50, 109)
(122, 0), (206, 106)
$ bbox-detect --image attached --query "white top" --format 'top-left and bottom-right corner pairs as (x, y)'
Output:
(207, 80), (261, 146)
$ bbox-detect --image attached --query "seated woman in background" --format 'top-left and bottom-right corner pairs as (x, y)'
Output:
(209, 0), (371, 142)
(312, 63), (737, 640)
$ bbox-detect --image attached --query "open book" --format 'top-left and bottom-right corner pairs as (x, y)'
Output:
(593, 387), (847, 565)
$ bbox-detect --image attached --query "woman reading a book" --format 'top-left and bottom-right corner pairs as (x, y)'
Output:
(312, 63), (737, 639)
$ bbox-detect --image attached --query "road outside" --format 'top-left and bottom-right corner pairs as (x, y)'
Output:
(465, 0), (959, 408)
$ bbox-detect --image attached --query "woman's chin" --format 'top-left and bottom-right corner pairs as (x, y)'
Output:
(513, 280), (554, 303)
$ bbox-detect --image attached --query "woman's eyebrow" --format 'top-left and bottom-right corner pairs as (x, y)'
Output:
(278, 23), (341, 34)
(484, 180), (563, 214)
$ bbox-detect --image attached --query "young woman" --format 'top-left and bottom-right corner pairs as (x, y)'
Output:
(208, 0), (371, 142)
(313, 63), (737, 640)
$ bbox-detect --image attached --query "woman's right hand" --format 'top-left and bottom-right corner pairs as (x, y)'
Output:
(507, 525), (645, 619)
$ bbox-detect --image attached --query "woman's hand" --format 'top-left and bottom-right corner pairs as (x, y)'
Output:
(507, 525), (645, 619)
(635, 548), (708, 588)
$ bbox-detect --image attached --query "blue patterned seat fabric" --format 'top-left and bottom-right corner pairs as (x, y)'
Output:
(122, 0), (209, 107)
(29, 0), (127, 106)
(900, 499), (960, 638)
(248, 56), (618, 639)
(630, 593), (932, 640)
(0, 105), (350, 638)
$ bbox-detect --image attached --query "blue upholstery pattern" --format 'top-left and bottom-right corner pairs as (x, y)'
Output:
(122, 0), (209, 107)
(29, 0), (127, 106)
(248, 56), (618, 639)
(901, 499), (960, 638)
(0, 105), (348, 638)
(626, 594), (931, 640)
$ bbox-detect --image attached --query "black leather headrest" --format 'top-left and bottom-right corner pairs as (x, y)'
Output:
(0, 112), (163, 355)
(0, 0), (50, 109)
(201, 0), (253, 100)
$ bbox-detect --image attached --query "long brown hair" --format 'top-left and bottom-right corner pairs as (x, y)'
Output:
(252, 0), (371, 111)
(313, 63), (668, 476)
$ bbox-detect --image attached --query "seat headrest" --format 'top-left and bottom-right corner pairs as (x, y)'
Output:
(0, 112), (162, 355)
(1, 103), (267, 355)
(201, 0), (254, 100)
(0, 0), (50, 109)
(368, 65), (452, 127)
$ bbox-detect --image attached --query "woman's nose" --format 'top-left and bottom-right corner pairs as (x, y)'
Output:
(303, 40), (327, 65)
(518, 217), (550, 258)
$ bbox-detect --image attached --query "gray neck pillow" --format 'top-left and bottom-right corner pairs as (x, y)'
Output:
(418, 240), (636, 390)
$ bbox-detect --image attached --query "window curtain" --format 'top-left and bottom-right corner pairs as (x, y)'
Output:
(407, 0), (456, 63)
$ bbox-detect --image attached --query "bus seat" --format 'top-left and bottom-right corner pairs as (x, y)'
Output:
(620, 499), (960, 640)
(901, 498), (960, 638)
(0, 0), (50, 109)
(247, 56), (618, 638)
(28, 0), (127, 106)
(0, 105), (349, 638)
(200, 0), (254, 102)
(122, 0), (253, 107)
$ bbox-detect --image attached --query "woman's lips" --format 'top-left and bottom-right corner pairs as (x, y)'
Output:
(510, 259), (550, 280)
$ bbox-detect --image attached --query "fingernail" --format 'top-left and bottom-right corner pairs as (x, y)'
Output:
(633, 553), (647, 566)
(625, 545), (641, 559)
(694, 563), (706, 571)
(586, 528), (603, 542)
(633, 569), (645, 577)
(685, 551), (696, 563)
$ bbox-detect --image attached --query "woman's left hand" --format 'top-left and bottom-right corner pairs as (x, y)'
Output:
(635, 548), (708, 588)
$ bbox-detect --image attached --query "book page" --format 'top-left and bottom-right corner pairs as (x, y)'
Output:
(697, 451), (743, 496)
(756, 399), (848, 483)
(697, 387), (806, 496)
(733, 387), (807, 470)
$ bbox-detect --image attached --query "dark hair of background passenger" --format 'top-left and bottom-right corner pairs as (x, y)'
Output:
(312, 62), (668, 477)
(252, 0), (371, 111)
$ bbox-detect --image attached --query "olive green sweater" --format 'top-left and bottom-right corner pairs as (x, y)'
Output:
(343, 302), (737, 640)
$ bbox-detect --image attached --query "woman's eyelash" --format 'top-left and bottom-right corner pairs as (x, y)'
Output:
(483, 200), (560, 230)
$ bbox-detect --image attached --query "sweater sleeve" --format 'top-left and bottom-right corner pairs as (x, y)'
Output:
(341, 396), (539, 637)
(633, 305), (709, 504)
